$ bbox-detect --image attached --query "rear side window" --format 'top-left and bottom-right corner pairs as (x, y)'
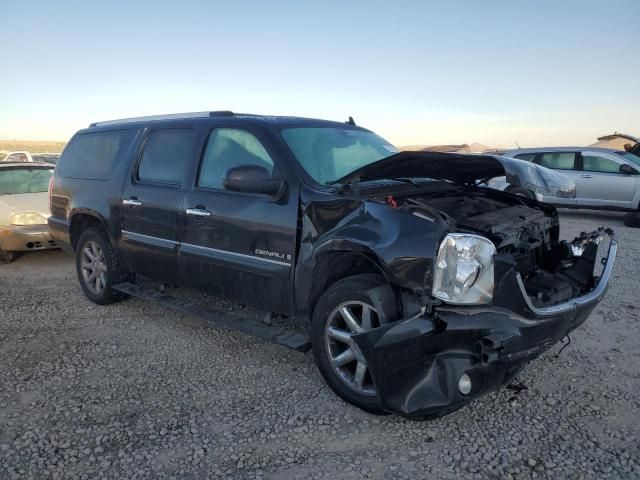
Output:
(58, 130), (136, 180)
(538, 152), (576, 170)
(137, 129), (195, 185)
(514, 153), (536, 162)
(197, 128), (274, 189)
(582, 155), (620, 173)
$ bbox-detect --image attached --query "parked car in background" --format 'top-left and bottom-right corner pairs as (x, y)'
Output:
(48, 111), (617, 418)
(31, 154), (61, 165)
(0, 151), (61, 165)
(481, 155), (576, 201)
(502, 147), (640, 211)
(0, 162), (58, 263)
(1, 151), (34, 163)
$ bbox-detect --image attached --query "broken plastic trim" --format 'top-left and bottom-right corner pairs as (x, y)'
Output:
(515, 237), (617, 317)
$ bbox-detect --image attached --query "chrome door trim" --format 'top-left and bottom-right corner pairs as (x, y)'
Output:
(121, 230), (178, 250)
(181, 242), (292, 267)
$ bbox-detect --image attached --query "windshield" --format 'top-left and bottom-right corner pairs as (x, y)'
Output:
(620, 152), (640, 168)
(0, 168), (53, 195)
(281, 127), (399, 184)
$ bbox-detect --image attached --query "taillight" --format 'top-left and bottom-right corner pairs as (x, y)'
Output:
(48, 175), (54, 214)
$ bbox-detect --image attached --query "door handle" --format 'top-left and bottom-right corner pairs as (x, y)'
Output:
(123, 198), (143, 206)
(580, 174), (593, 179)
(186, 208), (212, 217)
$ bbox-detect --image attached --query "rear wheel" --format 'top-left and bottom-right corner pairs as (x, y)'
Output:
(0, 249), (19, 264)
(75, 227), (131, 304)
(624, 211), (640, 228)
(311, 274), (390, 414)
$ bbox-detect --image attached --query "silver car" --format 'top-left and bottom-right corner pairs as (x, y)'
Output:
(502, 147), (640, 211)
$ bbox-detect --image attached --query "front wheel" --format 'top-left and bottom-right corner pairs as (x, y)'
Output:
(0, 249), (19, 264)
(311, 274), (390, 414)
(75, 227), (131, 305)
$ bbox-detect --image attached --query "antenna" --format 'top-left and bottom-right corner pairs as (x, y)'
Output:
(514, 140), (521, 149)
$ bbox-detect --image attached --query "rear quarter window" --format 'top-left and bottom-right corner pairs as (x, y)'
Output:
(57, 129), (137, 180)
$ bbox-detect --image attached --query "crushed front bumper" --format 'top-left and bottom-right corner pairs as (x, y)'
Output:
(0, 224), (58, 252)
(352, 237), (617, 418)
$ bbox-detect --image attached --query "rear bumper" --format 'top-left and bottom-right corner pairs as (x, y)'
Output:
(47, 216), (73, 254)
(353, 238), (617, 418)
(0, 224), (58, 252)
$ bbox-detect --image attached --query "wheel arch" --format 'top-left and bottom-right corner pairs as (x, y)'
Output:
(305, 249), (397, 322)
(69, 210), (110, 252)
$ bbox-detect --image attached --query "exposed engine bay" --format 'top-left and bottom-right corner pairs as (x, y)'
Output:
(388, 190), (612, 308)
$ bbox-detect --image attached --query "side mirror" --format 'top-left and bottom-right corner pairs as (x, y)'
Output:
(620, 164), (639, 175)
(223, 165), (286, 197)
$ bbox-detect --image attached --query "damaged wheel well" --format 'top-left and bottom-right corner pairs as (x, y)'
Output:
(309, 251), (392, 319)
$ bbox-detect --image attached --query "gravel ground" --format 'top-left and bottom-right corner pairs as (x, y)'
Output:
(1, 210), (638, 480)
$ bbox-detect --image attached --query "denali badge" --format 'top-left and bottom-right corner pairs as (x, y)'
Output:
(255, 249), (291, 261)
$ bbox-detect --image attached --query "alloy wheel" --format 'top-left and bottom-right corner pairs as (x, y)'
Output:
(324, 300), (381, 396)
(80, 241), (108, 294)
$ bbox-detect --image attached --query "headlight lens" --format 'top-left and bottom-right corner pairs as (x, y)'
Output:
(9, 212), (47, 226)
(433, 233), (496, 304)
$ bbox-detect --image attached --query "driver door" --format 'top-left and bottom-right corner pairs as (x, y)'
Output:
(180, 126), (298, 314)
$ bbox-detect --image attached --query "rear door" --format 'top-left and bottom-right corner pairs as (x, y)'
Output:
(577, 151), (636, 209)
(533, 151), (578, 206)
(180, 125), (298, 314)
(121, 127), (195, 283)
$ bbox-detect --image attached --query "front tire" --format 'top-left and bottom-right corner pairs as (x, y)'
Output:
(311, 274), (390, 414)
(75, 227), (131, 305)
(0, 249), (19, 264)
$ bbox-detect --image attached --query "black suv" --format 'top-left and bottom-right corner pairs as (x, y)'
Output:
(49, 111), (617, 418)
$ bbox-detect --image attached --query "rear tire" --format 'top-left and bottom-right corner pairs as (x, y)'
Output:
(0, 249), (19, 264)
(311, 274), (391, 414)
(75, 227), (132, 305)
(624, 212), (640, 228)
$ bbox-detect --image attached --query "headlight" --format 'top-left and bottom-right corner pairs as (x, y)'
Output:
(433, 233), (496, 304)
(9, 212), (47, 226)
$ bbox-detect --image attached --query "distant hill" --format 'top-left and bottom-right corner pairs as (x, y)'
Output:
(399, 143), (494, 153)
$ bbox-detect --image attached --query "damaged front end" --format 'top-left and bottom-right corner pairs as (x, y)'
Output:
(352, 228), (617, 418)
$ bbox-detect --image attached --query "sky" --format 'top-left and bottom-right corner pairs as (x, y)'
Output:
(1, 0), (638, 148)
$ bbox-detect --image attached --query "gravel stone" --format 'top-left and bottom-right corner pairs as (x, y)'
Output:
(0, 210), (638, 479)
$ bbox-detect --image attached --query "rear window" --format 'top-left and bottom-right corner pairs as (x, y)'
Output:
(0, 167), (53, 195)
(58, 130), (136, 180)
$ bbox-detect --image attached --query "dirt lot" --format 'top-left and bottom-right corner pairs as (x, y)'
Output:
(1, 210), (638, 479)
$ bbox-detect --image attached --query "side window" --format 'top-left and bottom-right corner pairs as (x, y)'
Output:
(582, 155), (620, 173)
(58, 130), (136, 180)
(538, 152), (576, 170)
(137, 129), (194, 185)
(197, 128), (274, 190)
(514, 153), (536, 162)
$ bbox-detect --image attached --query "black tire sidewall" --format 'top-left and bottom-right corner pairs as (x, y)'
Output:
(0, 249), (18, 264)
(75, 228), (120, 305)
(311, 274), (388, 414)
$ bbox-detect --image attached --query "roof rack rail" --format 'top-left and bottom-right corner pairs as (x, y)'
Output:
(89, 110), (235, 127)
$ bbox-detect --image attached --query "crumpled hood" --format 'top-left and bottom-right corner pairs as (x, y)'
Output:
(336, 151), (506, 186)
(0, 192), (50, 225)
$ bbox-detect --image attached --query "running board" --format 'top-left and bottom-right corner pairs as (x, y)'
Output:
(112, 282), (311, 353)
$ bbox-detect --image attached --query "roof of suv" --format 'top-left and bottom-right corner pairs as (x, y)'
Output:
(86, 111), (362, 131)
